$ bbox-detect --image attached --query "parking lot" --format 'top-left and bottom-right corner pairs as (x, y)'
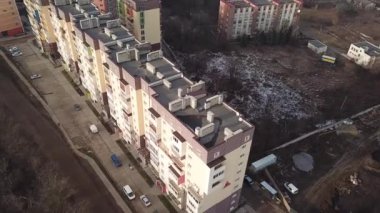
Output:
(7, 39), (169, 213)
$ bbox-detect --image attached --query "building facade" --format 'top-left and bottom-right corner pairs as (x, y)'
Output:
(27, 0), (256, 212)
(347, 41), (380, 69)
(0, 0), (23, 36)
(92, 0), (117, 16)
(119, 0), (161, 49)
(218, 0), (302, 40)
(24, 0), (57, 56)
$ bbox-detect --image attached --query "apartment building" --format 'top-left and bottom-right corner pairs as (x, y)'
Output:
(0, 0), (23, 36)
(24, 0), (57, 55)
(119, 0), (161, 49)
(49, 1), (255, 212)
(92, 0), (117, 16)
(218, 0), (302, 40)
(347, 41), (380, 69)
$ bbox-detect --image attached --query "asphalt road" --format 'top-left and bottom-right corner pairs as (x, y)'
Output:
(0, 52), (122, 212)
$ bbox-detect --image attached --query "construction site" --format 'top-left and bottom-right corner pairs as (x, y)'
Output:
(167, 4), (380, 212)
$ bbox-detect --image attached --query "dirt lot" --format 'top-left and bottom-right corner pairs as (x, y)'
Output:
(179, 42), (380, 156)
(301, 8), (380, 51)
(270, 109), (380, 212)
(0, 54), (121, 212)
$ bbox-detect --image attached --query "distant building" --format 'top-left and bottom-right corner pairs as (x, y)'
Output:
(347, 41), (380, 69)
(24, 0), (57, 56)
(119, 0), (161, 49)
(0, 0), (23, 36)
(307, 40), (327, 54)
(92, 0), (117, 16)
(218, 0), (302, 40)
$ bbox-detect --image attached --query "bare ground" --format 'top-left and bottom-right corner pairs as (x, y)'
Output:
(0, 55), (121, 212)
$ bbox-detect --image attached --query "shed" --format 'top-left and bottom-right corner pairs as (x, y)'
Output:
(251, 154), (277, 172)
(321, 49), (337, 64)
(308, 40), (328, 54)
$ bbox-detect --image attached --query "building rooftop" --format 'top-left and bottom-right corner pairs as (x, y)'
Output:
(309, 40), (327, 48)
(57, 2), (99, 17)
(231, 0), (251, 8)
(354, 41), (380, 57)
(125, 0), (160, 11)
(248, 0), (273, 6)
(53, 0), (253, 150)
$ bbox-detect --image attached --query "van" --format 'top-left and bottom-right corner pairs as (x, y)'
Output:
(111, 154), (122, 167)
(260, 181), (278, 199)
(122, 185), (135, 200)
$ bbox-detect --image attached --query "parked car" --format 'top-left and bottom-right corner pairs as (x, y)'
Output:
(12, 51), (23, 57)
(89, 124), (98, 133)
(110, 154), (122, 167)
(140, 195), (151, 207)
(122, 185), (135, 200)
(74, 104), (81, 111)
(30, 74), (42, 80)
(8, 46), (20, 53)
(284, 182), (299, 195)
(244, 175), (254, 185)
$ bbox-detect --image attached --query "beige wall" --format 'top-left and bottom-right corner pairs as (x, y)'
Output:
(0, 0), (22, 32)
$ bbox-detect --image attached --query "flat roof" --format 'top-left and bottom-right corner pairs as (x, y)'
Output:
(54, 0), (253, 150)
(308, 40), (327, 48)
(231, 0), (251, 8)
(354, 41), (380, 57)
(57, 3), (98, 16)
(248, 0), (273, 6)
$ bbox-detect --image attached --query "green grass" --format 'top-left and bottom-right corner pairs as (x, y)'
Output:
(61, 70), (84, 96)
(78, 148), (137, 213)
(158, 195), (177, 213)
(115, 140), (155, 187)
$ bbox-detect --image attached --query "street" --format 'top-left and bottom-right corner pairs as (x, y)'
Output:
(8, 39), (169, 213)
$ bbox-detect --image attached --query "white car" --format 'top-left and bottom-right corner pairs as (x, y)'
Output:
(284, 182), (299, 195)
(140, 195), (151, 207)
(30, 74), (42, 80)
(8, 46), (20, 53)
(122, 185), (135, 200)
(12, 51), (23, 57)
(244, 175), (254, 185)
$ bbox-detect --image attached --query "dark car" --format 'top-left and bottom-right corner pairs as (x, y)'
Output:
(111, 154), (122, 167)
(74, 104), (81, 111)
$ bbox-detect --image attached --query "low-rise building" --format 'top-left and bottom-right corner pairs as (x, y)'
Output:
(0, 0), (23, 36)
(347, 41), (380, 69)
(307, 40), (327, 54)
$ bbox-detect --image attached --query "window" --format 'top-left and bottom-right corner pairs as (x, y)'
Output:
(212, 181), (220, 188)
(238, 162), (243, 166)
(240, 153), (245, 158)
(213, 171), (224, 179)
(237, 170), (241, 174)
(241, 144), (246, 149)
(214, 151), (220, 158)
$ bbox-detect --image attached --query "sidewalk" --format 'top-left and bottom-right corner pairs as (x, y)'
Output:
(11, 39), (169, 213)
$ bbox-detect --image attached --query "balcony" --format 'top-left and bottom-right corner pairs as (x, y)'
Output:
(168, 165), (185, 185)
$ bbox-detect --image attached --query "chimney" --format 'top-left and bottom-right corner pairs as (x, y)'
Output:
(207, 111), (215, 122)
(178, 88), (184, 97)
